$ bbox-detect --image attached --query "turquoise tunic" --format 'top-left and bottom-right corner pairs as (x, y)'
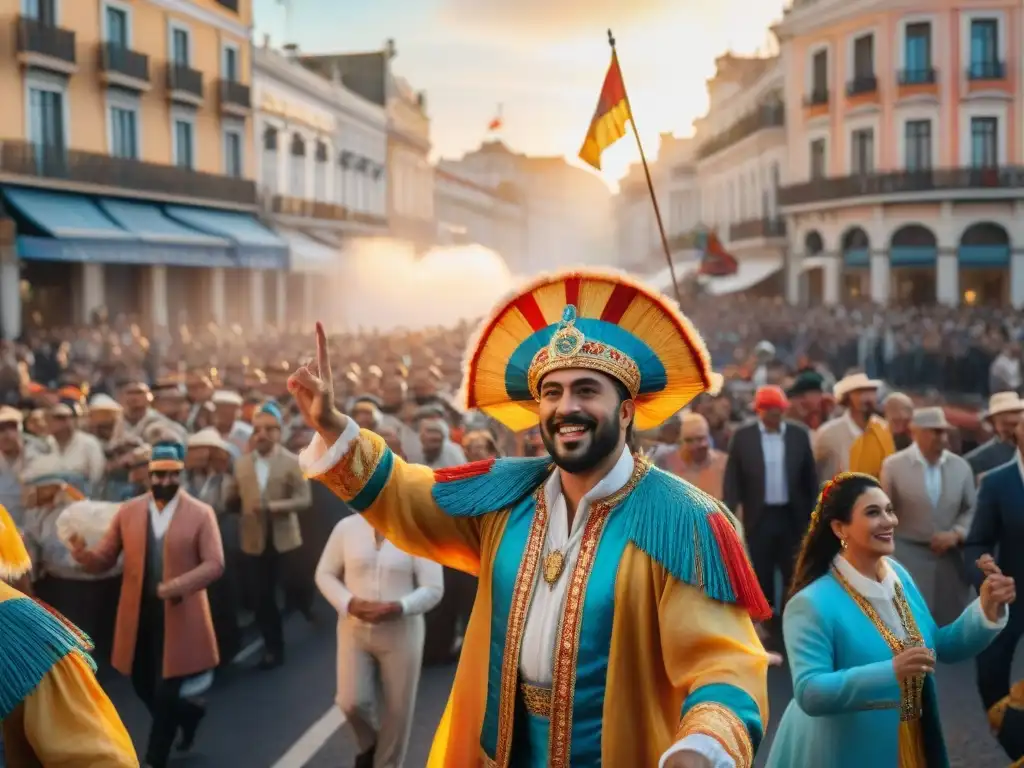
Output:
(765, 560), (1000, 768)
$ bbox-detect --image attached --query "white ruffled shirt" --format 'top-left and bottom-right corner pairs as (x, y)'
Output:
(832, 555), (1006, 637)
(301, 420), (735, 768)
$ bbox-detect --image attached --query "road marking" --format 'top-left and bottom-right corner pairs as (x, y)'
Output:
(232, 636), (265, 664)
(270, 706), (345, 768)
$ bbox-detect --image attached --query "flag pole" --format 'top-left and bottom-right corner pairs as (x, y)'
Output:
(608, 29), (682, 304)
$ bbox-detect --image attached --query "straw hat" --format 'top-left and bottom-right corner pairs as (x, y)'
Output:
(833, 373), (881, 402)
(187, 427), (231, 453)
(984, 392), (1024, 420)
(911, 407), (953, 430)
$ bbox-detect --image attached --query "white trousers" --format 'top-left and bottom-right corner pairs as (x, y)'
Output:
(335, 615), (425, 768)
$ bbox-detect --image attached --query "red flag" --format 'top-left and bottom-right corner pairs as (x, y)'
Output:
(578, 52), (631, 170)
(699, 232), (738, 277)
(487, 116), (502, 132)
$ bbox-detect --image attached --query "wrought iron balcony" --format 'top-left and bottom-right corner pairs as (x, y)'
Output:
(778, 166), (1024, 208)
(695, 104), (785, 160)
(803, 88), (829, 107)
(898, 67), (937, 85)
(846, 75), (878, 96)
(166, 63), (204, 105)
(99, 43), (149, 90)
(219, 79), (251, 116)
(728, 217), (787, 241)
(967, 60), (1006, 81)
(16, 16), (76, 74)
(0, 140), (256, 208)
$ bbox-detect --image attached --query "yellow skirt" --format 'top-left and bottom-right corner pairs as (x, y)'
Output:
(897, 720), (927, 768)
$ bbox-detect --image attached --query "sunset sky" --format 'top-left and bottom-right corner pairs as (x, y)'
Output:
(253, 0), (786, 185)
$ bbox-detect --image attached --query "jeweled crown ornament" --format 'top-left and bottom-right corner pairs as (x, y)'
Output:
(549, 305), (585, 358)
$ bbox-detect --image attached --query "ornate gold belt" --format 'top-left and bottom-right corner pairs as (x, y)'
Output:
(520, 681), (552, 717)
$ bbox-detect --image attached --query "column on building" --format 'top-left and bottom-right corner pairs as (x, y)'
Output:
(785, 249), (801, 305)
(80, 263), (105, 324)
(1011, 250), (1024, 308)
(0, 248), (19, 340)
(250, 270), (265, 332)
(209, 268), (226, 325)
(823, 255), (840, 305)
(275, 271), (287, 329)
(303, 274), (315, 329)
(935, 248), (959, 306)
(150, 266), (168, 329)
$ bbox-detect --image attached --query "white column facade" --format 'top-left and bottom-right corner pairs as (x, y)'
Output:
(210, 268), (226, 325)
(936, 252), (959, 306)
(869, 253), (890, 304)
(1011, 251), (1024, 308)
(250, 270), (265, 331)
(303, 274), (315, 329)
(150, 266), (168, 329)
(0, 250), (19, 340)
(823, 256), (840, 305)
(275, 271), (287, 329)
(81, 263), (105, 323)
(786, 250), (801, 305)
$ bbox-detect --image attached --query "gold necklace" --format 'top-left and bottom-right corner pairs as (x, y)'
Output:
(542, 549), (566, 587)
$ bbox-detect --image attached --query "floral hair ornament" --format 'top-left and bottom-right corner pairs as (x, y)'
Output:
(809, 471), (874, 528)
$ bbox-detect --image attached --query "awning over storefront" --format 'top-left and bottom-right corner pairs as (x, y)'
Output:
(4, 187), (276, 269)
(97, 198), (235, 267)
(700, 255), (783, 296)
(277, 228), (340, 274)
(801, 255), (831, 272)
(166, 206), (288, 270)
(646, 259), (700, 294)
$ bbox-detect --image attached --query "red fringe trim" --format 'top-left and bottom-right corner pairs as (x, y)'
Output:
(433, 458), (497, 484)
(708, 512), (773, 623)
(33, 597), (94, 651)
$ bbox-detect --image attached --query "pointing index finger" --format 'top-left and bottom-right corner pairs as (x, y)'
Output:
(315, 322), (333, 393)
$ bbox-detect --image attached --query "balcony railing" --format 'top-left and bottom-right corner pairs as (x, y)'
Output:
(803, 88), (829, 107)
(696, 104), (784, 160)
(967, 60), (1006, 80)
(0, 141), (256, 207)
(219, 79), (251, 111)
(16, 16), (76, 68)
(778, 166), (1024, 207)
(846, 75), (878, 96)
(898, 67), (937, 85)
(728, 217), (787, 241)
(166, 63), (204, 100)
(272, 195), (350, 221)
(99, 42), (149, 85)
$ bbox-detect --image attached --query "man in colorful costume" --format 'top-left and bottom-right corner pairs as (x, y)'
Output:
(291, 270), (771, 767)
(0, 503), (138, 767)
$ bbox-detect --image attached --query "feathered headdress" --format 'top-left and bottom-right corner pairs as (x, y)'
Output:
(461, 269), (722, 432)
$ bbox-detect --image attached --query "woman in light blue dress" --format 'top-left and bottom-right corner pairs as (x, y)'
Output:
(766, 472), (1015, 768)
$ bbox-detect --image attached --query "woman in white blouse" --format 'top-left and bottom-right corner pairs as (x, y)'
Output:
(316, 513), (444, 768)
(766, 471), (1015, 768)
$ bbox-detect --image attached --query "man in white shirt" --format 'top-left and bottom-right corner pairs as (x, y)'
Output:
(291, 271), (770, 768)
(316, 515), (443, 768)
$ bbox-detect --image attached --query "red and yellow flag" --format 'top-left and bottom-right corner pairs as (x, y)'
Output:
(578, 52), (631, 170)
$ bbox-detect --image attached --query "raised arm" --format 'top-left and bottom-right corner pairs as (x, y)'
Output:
(290, 323), (481, 574)
(69, 507), (124, 574)
(301, 421), (482, 574)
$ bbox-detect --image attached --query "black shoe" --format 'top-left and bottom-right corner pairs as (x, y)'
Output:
(354, 745), (376, 768)
(257, 652), (283, 670)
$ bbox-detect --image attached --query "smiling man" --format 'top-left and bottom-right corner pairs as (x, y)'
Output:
(291, 270), (770, 768)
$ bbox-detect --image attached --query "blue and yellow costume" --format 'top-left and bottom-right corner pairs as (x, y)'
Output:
(0, 503), (138, 767)
(303, 270), (771, 767)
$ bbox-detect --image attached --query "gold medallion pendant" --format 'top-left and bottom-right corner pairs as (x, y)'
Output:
(543, 550), (566, 586)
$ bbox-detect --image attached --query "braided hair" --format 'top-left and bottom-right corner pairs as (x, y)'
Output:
(789, 472), (881, 598)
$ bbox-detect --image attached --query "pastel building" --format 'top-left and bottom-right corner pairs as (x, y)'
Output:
(775, 0), (1024, 306)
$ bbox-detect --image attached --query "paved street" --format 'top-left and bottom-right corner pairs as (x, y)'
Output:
(100, 604), (1019, 767)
